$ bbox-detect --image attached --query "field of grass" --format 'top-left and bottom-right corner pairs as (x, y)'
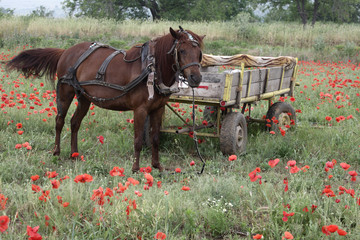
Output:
(0, 18), (360, 239)
(0, 17), (360, 61)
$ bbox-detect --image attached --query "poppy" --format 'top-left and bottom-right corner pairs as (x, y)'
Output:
(27, 225), (42, 240)
(340, 162), (350, 170)
(154, 231), (167, 239)
(175, 168), (181, 173)
(228, 155), (237, 161)
(282, 231), (294, 239)
(325, 116), (332, 122)
(144, 173), (154, 184)
(337, 229), (347, 236)
(0, 215), (9, 233)
(253, 234), (263, 239)
(127, 177), (140, 186)
(321, 226), (331, 235)
(15, 144), (22, 149)
(17, 130), (24, 135)
(46, 171), (58, 179)
(31, 175), (40, 181)
(32, 184), (41, 193)
(287, 160), (296, 167)
(0, 195), (7, 210)
(16, 123), (23, 129)
(109, 166), (125, 177)
(71, 152), (79, 158)
(189, 160), (195, 166)
(74, 174), (93, 183)
(51, 180), (60, 189)
(181, 186), (190, 191)
(97, 135), (104, 144)
(326, 225), (338, 233)
(268, 158), (280, 168)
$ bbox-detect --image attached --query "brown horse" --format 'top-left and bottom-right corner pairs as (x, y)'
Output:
(6, 27), (204, 171)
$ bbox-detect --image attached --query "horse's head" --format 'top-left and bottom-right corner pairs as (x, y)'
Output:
(168, 27), (205, 88)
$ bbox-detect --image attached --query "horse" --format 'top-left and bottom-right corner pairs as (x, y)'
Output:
(5, 27), (204, 172)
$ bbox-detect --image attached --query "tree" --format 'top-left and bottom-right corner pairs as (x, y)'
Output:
(256, 0), (360, 27)
(62, 0), (250, 21)
(0, 6), (14, 18)
(28, 6), (54, 18)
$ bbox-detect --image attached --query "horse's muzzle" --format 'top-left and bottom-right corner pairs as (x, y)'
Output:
(187, 74), (202, 88)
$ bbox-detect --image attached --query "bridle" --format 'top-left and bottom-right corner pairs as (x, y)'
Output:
(167, 26), (202, 82)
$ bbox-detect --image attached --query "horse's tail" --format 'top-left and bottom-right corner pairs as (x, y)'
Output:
(5, 48), (65, 80)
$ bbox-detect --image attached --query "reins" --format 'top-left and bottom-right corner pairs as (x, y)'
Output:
(192, 88), (206, 174)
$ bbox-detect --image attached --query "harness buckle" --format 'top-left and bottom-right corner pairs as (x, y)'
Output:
(147, 72), (155, 100)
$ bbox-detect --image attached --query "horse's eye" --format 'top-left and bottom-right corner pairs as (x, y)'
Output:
(179, 49), (186, 55)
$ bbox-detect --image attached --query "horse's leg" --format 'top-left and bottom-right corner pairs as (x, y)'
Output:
(53, 83), (75, 156)
(132, 109), (148, 172)
(70, 95), (91, 157)
(150, 106), (165, 171)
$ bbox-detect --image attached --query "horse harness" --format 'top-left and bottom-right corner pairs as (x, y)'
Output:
(59, 28), (201, 102)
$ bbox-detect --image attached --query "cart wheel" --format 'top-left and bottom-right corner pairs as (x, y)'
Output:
(265, 102), (296, 132)
(220, 112), (247, 155)
(203, 106), (218, 122)
(143, 116), (151, 147)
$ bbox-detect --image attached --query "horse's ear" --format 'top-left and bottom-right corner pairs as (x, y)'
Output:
(170, 27), (180, 39)
(200, 35), (206, 40)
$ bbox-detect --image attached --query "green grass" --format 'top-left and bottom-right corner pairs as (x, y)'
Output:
(0, 21), (360, 239)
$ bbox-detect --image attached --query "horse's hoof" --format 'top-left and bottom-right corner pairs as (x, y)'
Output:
(132, 164), (140, 173)
(53, 151), (60, 156)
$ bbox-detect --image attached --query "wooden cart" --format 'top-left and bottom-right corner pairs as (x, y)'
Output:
(159, 53), (299, 155)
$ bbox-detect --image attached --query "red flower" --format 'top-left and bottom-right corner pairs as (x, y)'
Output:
(322, 226), (331, 236)
(340, 162), (350, 170)
(337, 229), (347, 236)
(253, 234), (263, 239)
(202, 120), (208, 126)
(325, 116), (332, 122)
(189, 160), (195, 166)
(287, 160), (296, 167)
(17, 130), (24, 135)
(282, 231), (294, 239)
(16, 123), (23, 129)
(32, 184), (41, 193)
(302, 206), (309, 212)
(71, 152), (79, 158)
(27, 225), (42, 240)
(46, 171), (58, 179)
(268, 158), (279, 168)
(282, 211), (294, 222)
(154, 231), (167, 239)
(290, 97), (295, 102)
(326, 225), (338, 233)
(348, 170), (357, 176)
(31, 175), (40, 181)
(175, 168), (181, 173)
(109, 166), (125, 177)
(181, 186), (190, 191)
(51, 180), (60, 189)
(74, 174), (93, 183)
(127, 177), (139, 186)
(228, 155), (237, 161)
(311, 204), (317, 213)
(97, 135), (104, 144)
(62, 202), (69, 207)
(0, 215), (10, 233)
(144, 173), (154, 185)
(0, 195), (7, 210)
(15, 144), (22, 149)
